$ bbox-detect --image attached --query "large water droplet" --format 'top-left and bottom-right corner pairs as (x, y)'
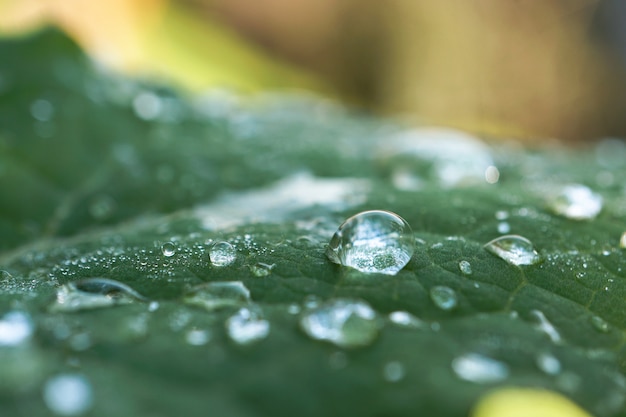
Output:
(249, 262), (274, 277)
(429, 286), (458, 311)
(225, 306), (270, 345)
(529, 310), (561, 343)
(484, 235), (540, 266)
(43, 374), (93, 416)
(49, 278), (147, 313)
(161, 242), (176, 257)
(326, 210), (414, 275)
(183, 281), (251, 311)
(299, 299), (379, 348)
(549, 184), (603, 220)
(0, 311), (33, 346)
(208, 241), (237, 266)
(451, 353), (509, 384)
(458, 260), (472, 275)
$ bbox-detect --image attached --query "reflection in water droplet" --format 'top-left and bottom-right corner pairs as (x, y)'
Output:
(300, 299), (379, 348)
(161, 242), (176, 257)
(183, 281), (251, 311)
(43, 374), (93, 416)
(326, 210), (414, 275)
(250, 262), (274, 277)
(458, 260), (472, 275)
(388, 311), (423, 329)
(590, 315), (610, 333)
(451, 353), (509, 384)
(620, 232), (626, 249)
(484, 235), (540, 266)
(383, 361), (406, 382)
(429, 286), (458, 311)
(549, 184), (603, 220)
(49, 278), (147, 313)
(209, 241), (237, 266)
(536, 352), (561, 375)
(0, 311), (33, 346)
(226, 306), (270, 345)
(185, 329), (211, 346)
(529, 310), (561, 343)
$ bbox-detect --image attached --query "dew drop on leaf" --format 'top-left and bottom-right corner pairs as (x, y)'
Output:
(388, 311), (424, 329)
(183, 281), (251, 312)
(458, 260), (472, 275)
(208, 241), (237, 267)
(382, 361), (406, 383)
(590, 315), (610, 333)
(497, 222), (511, 234)
(529, 310), (561, 344)
(325, 210), (414, 275)
(548, 184), (603, 220)
(483, 235), (540, 266)
(161, 242), (176, 257)
(43, 374), (93, 416)
(536, 352), (561, 375)
(185, 329), (211, 346)
(249, 262), (274, 277)
(299, 299), (379, 348)
(49, 278), (147, 313)
(451, 353), (509, 384)
(429, 286), (458, 311)
(225, 306), (270, 345)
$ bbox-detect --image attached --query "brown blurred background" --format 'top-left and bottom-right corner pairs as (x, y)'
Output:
(1, 0), (626, 141)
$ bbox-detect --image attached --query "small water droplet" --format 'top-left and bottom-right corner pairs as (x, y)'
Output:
(388, 311), (424, 329)
(326, 210), (414, 276)
(183, 281), (251, 311)
(529, 310), (561, 343)
(249, 262), (274, 277)
(133, 91), (163, 120)
(590, 315), (610, 333)
(484, 235), (540, 266)
(287, 304), (301, 315)
(549, 184), (603, 220)
(458, 260), (472, 275)
(148, 301), (160, 312)
(495, 210), (509, 220)
(497, 222), (511, 234)
(30, 99), (54, 122)
(43, 374), (93, 416)
(185, 329), (211, 346)
(161, 242), (176, 257)
(49, 278), (147, 313)
(225, 306), (270, 345)
(536, 352), (561, 375)
(620, 232), (626, 249)
(208, 241), (237, 266)
(300, 299), (379, 348)
(0, 311), (33, 346)
(484, 165), (500, 184)
(429, 286), (458, 311)
(451, 353), (509, 384)
(382, 361), (406, 382)
(303, 295), (320, 310)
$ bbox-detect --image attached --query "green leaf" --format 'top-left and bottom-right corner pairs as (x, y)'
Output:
(0, 28), (625, 417)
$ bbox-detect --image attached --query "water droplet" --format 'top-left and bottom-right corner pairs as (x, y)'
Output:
(225, 306), (270, 345)
(249, 262), (274, 277)
(590, 315), (610, 333)
(183, 281), (251, 311)
(529, 310), (561, 343)
(299, 299), (379, 348)
(208, 241), (237, 266)
(451, 353), (509, 384)
(326, 210), (414, 275)
(429, 286), (458, 311)
(388, 311), (424, 329)
(43, 374), (93, 416)
(49, 278), (147, 312)
(382, 361), (406, 382)
(148, 301), (160, 312)
(484, 165), (500, 184)
(549, 184), (603, 220)
(185, 329), (211, 346)
(133, 91), (163, 120)
(620, 232), (626, 249)
(287, 304), (301, 315)
(0, 311), (33, 346)
(536, 353), (561, 375)
(497, 222), (511, 234)
(495, 210), (509, 220)
(458, 260), (472, 275)
(161, 242), (176, 257)
(30, 99), (54, 122)
(484, 235), (540, 266)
